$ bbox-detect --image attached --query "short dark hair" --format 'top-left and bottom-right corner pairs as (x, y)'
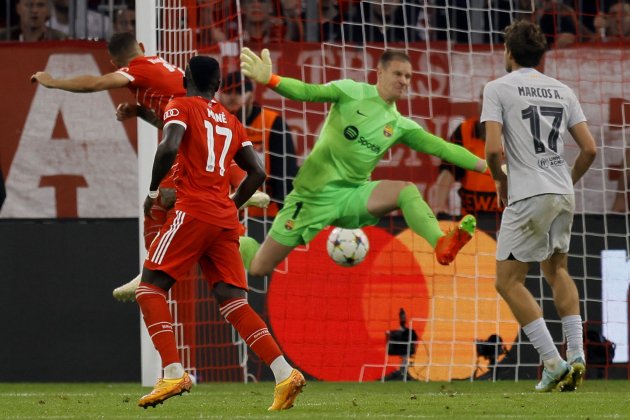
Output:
(379, 50), (410, 68)
(221, 71), (253, 94)
(108, 32), (138, 60)
(187, 55), (221, 93)
(504, 20), (547, 68)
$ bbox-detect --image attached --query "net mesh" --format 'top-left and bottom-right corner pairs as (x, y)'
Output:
(149, 0), (630, 383)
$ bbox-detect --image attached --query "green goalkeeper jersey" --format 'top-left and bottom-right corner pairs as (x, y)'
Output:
(274, 77), (481, 194)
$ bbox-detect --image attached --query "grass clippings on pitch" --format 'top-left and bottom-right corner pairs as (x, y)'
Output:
(0, 380), (628, 419)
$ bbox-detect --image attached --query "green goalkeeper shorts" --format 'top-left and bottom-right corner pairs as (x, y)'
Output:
(269, 181), (381, 247)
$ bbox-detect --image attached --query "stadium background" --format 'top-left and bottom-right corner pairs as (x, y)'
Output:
(0, 0), (629, 384)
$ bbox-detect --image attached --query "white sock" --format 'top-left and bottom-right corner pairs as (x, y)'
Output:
(163, 362), (185, 379)
(270, 356), (293, 384)
(523, 318), (562, 371)
(562, 315), (584, 362)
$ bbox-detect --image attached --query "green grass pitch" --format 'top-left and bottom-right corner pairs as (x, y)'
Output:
(1, 380), (628, 419)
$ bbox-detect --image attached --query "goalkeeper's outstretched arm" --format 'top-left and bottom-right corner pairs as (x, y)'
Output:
(240, 47), (339, 103)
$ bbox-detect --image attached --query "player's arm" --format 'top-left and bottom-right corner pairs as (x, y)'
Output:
(402, 128), (487, 172)
(144, 123), (185, 216)
(240, 47), (340, 102)
(30, 71), (130, 93)
(484, 121), (507, 205)
(116, 103), (164, 129)
(568, 122), (597, 184)
(232, 145), (267, 210)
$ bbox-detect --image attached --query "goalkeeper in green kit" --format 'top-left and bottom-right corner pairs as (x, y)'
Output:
(239, 48), (488, 276)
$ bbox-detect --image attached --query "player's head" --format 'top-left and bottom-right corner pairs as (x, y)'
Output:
(184, 55), (221, 96)
(503, 20), (547, 72)
(108, 32), (143, 68)
(219, 71), (254, 122)
(376, 50), (412, 104)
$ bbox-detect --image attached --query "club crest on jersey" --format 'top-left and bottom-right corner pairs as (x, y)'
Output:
(284, 219), (295, 231)
(383, 124), (393, 138)
(164, 108), (180, 119)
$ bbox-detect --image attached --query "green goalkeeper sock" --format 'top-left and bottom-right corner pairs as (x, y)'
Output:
(397, 184), (443, 248)
(239, 236), (260, 271)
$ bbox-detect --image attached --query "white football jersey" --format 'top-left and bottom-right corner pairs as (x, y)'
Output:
(480, 67), (586, 204)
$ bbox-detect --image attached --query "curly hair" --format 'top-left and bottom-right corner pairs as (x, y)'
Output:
(504, 20), (547, 68)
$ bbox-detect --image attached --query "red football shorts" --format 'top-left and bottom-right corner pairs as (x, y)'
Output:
(144, 209), (247, 290)
(143, 204), (170, 250)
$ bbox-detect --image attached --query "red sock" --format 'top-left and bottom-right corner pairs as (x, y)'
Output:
(220, 298), (282, 365)
(135, 282), (180, 368)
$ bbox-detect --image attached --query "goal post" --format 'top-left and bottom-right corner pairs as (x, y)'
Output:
(136, 0), (160, 387)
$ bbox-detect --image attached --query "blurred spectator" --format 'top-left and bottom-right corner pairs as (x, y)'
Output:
(50, 0), (111, 40)
(280, 0), (304, 41)
(219, 71), (298, 215)
(486, 0), (534, 43)
(240, 0), (283, 44)
(536, 0), (593, 48)
(0, 0), (67, 41)
(594, 1), (630, 42)
(344, 0), (427, 44)
(197, 0), (229, 44)
(433, 88), (503, 230)
(113, 1), (135, 34)
(238, 0), (304, 45)
(319, 0), (343, 42)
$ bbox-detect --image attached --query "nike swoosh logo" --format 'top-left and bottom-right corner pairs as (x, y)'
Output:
(356, 110), (367, 117)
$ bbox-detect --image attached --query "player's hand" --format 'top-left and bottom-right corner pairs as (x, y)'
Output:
(244, 191), (270, 209)
(494, 180), (508, 207)
(30, 71), (54, 88)
(240, 47), (272, 85)
(116, 102), (138, 121)
(159, 187), (176, 210)
(143, 195), (156, 219)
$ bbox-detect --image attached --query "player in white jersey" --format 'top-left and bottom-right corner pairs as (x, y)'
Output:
(481, 20), (597, 393)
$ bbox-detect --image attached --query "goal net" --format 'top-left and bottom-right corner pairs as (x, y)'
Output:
(142, 0), (630, 383)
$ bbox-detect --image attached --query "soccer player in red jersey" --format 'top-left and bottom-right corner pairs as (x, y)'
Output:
(135, 56), (305, 410)
(30, 32), (268, 300)
(30, 32), (184, 287)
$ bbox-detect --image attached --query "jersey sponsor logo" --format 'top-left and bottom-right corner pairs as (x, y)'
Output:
(517, 86), (562, 100)
(383, 124), (393, 138)
(164, 108), (180, 119)
(344, 125), (359, 140)
(358, 137), (381, 154)
(538, 155), (566, 169)
(343, 125), (382, 154)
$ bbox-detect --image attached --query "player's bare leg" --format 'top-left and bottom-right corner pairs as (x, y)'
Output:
(542, 253), (585, 391)
(496, 259), (572, 392)
(368, 180), (475, 265)
(248, 236), (295, 277)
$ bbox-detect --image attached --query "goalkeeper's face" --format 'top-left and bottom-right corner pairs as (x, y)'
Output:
(377, 59), (412, 103)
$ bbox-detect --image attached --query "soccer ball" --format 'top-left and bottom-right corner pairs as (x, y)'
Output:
(326, 227), (370, 267)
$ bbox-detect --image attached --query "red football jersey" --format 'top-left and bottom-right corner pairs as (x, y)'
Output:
(116, 55), (185, 116)
(163, 97), (252, 228)
(117, 55), (186, 189)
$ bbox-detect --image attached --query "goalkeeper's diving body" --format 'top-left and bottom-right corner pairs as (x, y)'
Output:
(239, 48), (488, 276)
